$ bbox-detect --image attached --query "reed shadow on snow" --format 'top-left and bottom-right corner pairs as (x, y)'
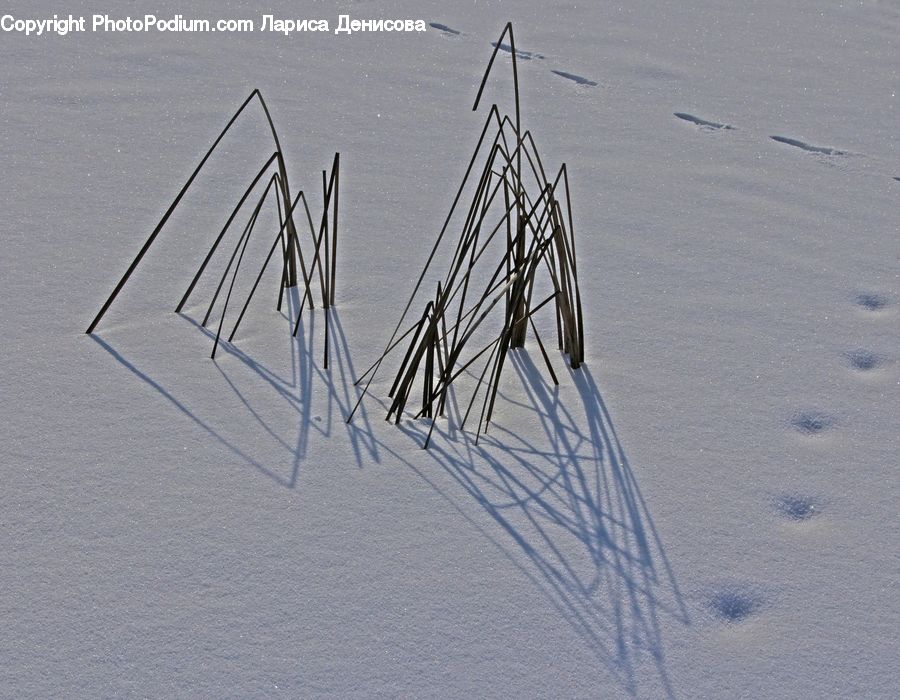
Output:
(90, 311), (686, 697)
(397, 349), (689, 696)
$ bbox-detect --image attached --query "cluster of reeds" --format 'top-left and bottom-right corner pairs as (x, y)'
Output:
(85, 90), (340, 364)
(350, 24), (585, 447)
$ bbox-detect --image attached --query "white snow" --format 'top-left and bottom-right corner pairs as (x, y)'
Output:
(1, 0), (898, 697)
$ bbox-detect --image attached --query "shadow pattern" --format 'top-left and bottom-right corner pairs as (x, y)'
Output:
(91, 290), (377, 488)
(400, 353), (688, 696)
(92, 317), (686, 694)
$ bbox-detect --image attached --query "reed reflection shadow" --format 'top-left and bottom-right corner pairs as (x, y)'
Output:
(399, 350), (689, 696)
(91, 286), (377, 487)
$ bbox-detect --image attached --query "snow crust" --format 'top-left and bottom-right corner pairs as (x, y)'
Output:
(1, 1), (898, 696)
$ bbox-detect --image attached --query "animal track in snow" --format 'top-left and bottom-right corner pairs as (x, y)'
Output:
(775, 494), (821, 521)
(770, 135), (848, 156)
(491, 42), (545, 60)
(707, 585), (764, 623)
(855, 292), (888, 311)
(674, 112), (734, 130)
(845, 349), (884, 371)
(791, 411), (835, 436)
(429, 22), (461, 36)
(551, 70), (597, 87)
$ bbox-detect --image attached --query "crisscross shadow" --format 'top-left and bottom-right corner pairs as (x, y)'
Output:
(399, 350), (689, 696)
(90, 289), (377, 487)
(89, 313), (684, 695)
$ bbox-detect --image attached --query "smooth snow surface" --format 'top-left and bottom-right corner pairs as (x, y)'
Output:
(2, 1), (898, 697)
